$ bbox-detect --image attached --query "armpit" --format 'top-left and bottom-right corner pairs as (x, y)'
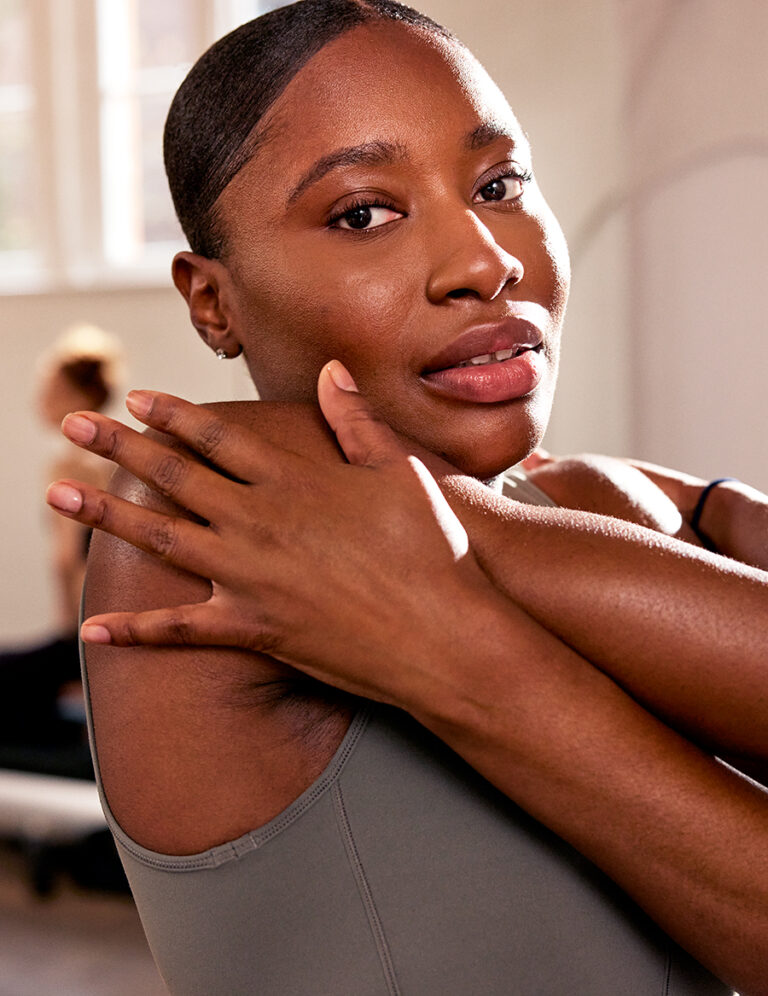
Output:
(81, 422), (351, 856)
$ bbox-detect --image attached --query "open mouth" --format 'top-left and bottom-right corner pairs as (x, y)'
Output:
(419, 313), (547, 403)
(420, 340), (545, 404)
(421, 317), (545, 377)
(452, 343), (541, 369)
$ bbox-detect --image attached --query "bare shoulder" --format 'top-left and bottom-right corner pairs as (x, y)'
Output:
(202, 398), (344, 458)
(84, 399), (353, 856)
(524, 452), (700, 542)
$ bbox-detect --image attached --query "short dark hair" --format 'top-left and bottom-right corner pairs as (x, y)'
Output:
(61, 359), (111, 411)
(164, 0), (454, 258)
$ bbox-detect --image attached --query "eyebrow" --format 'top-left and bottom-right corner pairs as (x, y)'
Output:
(286, 140), (408, 206)
(464, 121), (521, 151)
(285, 123), (525, 208)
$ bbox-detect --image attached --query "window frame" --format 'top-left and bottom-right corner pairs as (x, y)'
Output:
(0, 0), (267, 295)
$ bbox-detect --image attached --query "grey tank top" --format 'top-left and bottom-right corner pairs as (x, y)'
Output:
(82, 470), (731, 995)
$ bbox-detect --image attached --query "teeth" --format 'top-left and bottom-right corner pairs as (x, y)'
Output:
(458, 347), (525, 368)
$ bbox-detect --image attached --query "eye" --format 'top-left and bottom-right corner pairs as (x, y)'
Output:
(330, 201), (403, 231)
(473, 168), (532, 205)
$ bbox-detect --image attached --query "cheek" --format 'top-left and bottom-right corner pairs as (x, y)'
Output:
(237, 248), (420, 398)
(323, 267), (417, 363)
(533, 200), (571, 315)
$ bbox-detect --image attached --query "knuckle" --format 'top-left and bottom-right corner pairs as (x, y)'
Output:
(249, 621), (281, 656)
(142, 517), (178, 558)
(101, 428), (121, 461)
(151, 454), (187, 496)
(141, 393), (178, 433)
(123, 617), (141, 647)
(195, 416), (227, 461)
(149, 397), (173, 431)
(164, 613), (195, 646)
(340, 405), (377, 429)
(90, 495), (111, 529)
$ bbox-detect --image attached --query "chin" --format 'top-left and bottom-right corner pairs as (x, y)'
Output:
(433, 401), (550, 481)
(456, 449), (534, 481)
(435, 428), (540, 481)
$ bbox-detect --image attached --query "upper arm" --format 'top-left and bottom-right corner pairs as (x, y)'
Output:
(525, 453), (703, 543)
(83, 418), (352, 856)
(531, 454), (768, 570)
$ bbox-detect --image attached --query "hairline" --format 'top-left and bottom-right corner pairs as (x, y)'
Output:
(205, 18), (466, 255)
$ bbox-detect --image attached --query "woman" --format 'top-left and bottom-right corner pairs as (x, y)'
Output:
(0, 325), (120, 766)
(46, 2), (767, 993)
(37, 325), (122, 639)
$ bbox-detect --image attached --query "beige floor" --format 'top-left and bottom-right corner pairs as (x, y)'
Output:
(0, 840), (166, 996)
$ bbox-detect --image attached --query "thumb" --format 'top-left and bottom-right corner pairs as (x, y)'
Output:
(317, 361), (405, 467)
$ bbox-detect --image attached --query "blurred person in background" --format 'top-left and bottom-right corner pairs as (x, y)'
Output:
(0, 325), (122, 774)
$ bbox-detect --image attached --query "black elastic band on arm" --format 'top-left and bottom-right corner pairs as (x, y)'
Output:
(689, 477), (738, 550)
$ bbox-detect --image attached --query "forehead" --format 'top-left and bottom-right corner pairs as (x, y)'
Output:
(250, 21), (526, 181)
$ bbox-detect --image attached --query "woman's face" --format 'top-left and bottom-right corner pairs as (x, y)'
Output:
(215, 21), (570, 478)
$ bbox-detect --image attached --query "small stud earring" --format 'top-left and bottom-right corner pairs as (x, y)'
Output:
(215, 348), (228, 360)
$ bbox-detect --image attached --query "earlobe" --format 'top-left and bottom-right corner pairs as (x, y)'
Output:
(172, 251), (243, 358)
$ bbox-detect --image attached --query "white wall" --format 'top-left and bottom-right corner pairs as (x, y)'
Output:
(2, 0), (766, 644)
(620, 0), (768, 487)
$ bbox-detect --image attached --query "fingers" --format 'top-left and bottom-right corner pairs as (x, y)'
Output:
(317, 361), (406, 467)
(80, 603), (262, 651)
(60, 410), (238, 524)
(521, 447), (554, 471)
(125, 391), (276, 481)
(46, 479), (222, 579)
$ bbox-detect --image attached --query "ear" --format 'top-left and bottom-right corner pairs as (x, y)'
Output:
(172, 252), (243, 359)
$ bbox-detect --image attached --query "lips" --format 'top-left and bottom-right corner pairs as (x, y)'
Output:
(420, 317), (546, 404)
(422, 318), (543, 374)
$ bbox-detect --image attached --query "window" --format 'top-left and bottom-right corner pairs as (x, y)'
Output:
(0, 0), (276, 292)
(0, 0), (39, 266)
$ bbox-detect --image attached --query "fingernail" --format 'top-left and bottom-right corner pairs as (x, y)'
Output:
(62, 413), (96, 445)
(327, 360), (358, 392)
(126, 390), (153, 418)
(46, 482), (84, 513)
(81, 623), (112, 644)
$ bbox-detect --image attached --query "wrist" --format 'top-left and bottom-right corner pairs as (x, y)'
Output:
(691, 478), (740, 552)
(398, 573), (521, 726)
(404, 572), (608, 757)
(697, 478), (768, 569)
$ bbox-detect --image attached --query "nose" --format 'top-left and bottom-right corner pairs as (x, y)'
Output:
(425, 209), (524, 304)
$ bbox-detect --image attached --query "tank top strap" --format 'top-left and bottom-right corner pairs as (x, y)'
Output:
(501, 466), (558, 508)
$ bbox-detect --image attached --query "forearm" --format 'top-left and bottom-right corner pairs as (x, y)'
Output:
(402, 585), (768, 994)
(435, 470), (768, 760)
(59, 394), (768, 759)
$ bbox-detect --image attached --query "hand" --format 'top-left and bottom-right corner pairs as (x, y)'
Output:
(520, 447), (553, 472)
(625, 458), (768, 568)
(46, 361), (493, 707)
